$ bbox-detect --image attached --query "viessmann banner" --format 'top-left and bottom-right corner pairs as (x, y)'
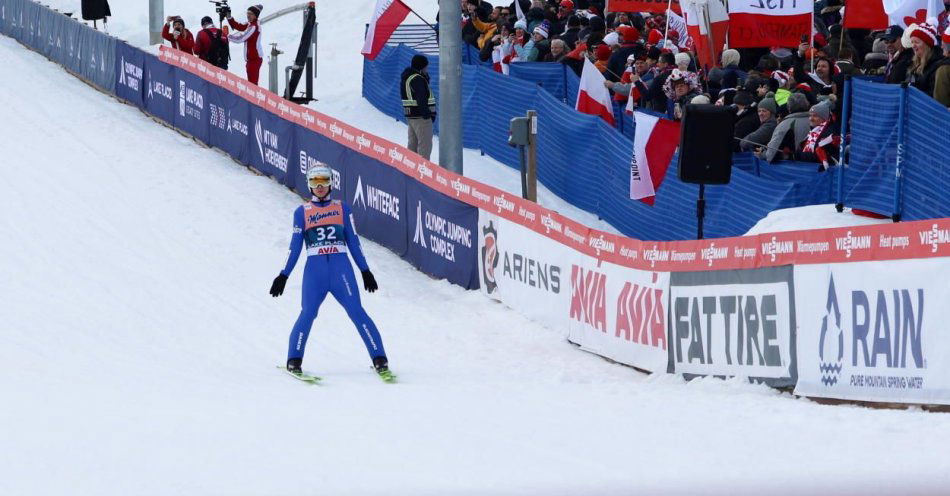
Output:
(794, 259), (950, 405)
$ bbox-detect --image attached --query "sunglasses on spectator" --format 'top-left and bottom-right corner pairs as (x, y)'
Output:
(308, 177), (332, 188)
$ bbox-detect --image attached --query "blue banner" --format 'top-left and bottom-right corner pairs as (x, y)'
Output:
(143, 53), (176, 125)
(405, 180), (479, 289)
(342, 148), (409, 257)
(173, 68), (210, 144)
(59, 17), (82, 74)
(249, 105), (294, 183)
(114, 42), (145, 107)
(293, 126), (348, 197)
(77, 21), (115, 92)
(207, 84), (251, 166)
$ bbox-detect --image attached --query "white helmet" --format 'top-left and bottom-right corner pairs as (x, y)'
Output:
(307, 164), (333, 192)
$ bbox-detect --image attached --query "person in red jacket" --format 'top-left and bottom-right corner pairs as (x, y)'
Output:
(227, 4), (264, 85)
(161, 16), (195, 55)
(194, 16), (230, 69)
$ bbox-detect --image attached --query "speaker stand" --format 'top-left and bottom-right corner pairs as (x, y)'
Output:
(696, 184), (706, 240)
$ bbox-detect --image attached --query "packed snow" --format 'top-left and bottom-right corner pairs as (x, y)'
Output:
(3, 3), (950, 495)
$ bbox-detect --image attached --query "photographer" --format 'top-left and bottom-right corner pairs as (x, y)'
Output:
(195, 16), (230, 69)
(227, 4), (264, 85)
(162, 16), (195, 55)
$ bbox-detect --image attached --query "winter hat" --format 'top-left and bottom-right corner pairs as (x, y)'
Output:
(595, 43), (612, 61)
(758, 97), (778, 116)
(603, 31), (620, 47)
(787, 92), (810, 113)
(674, 51), (691, 69)
(626, 53), (637, 63)
(534, 24), (549, 39)
(617, 25), (639, 43)
(200, 16), (214, 27)
(559, 0), (574, 9)
(721, 48), (740, 67)
(646, 46), (662, 61)
(910, 22), (939, 47)
(668, 30), (680, 43)
(771, 70), (790, 88)
(810, 102), (831, 121)
(690, 94), (711, 104)
(514, 19), (528, 32)
(567, 15), (580, 28)
(248, 4), (263, 16)
(411, 54), (429, 70)
(589, 16), (606, 34)
(647, 28), (663, 45)
(734, 90), (753, 107)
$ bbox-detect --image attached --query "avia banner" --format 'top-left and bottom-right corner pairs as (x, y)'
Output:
(794, 259), (950, 405)
(668, 266), (797, 386)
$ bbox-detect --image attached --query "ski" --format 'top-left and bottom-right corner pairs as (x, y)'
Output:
(376, 368), (397, 384)
(277, 365), (322, 384)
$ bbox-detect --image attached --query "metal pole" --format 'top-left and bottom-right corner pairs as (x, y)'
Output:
(526, 110), (538, 202)
(697, 184), (706, 239)
(269, 43), (281, 94)
(893, 82), (908, 222)
(304, 9), (313, 101)
(149, 0), (164, 45)
(438, 0), (463, 174)
(836, 76), (851, 212)
(313, 22), (319, 80)
(518, 145), (527, 199)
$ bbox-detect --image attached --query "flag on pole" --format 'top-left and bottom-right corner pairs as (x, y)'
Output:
(883, 0), (943, 29)
(361, 0), (412, 60)
(666, 9), (693, 49)
(575, 57), (615, 126)
(515, 0), (526, 21)
(630, 111), (680, 205)
(683, 0), (729, 69)
(842, 0), (888, 29)
(727, 0), (810, 48)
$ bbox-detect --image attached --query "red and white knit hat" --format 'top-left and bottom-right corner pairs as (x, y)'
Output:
(909, 22), (939, 48)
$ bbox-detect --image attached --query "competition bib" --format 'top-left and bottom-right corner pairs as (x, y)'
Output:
(302, 201), (348, 256)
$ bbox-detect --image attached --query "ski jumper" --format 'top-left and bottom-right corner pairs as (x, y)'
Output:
(281, 199), (386, 362)
(227, 17), (262, 85)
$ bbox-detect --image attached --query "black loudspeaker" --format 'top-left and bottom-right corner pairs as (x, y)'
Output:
(677, 104), (736, 185)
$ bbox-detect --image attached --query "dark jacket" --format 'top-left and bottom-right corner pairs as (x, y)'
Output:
(885, 49), (914, 84)
(606, 43), (641, 82)
(400, 67), (435, 119)
(907, 51), (948, 98)
(733, 107), (760, 151)
(558, 27), (580, 51)
(634, 68), (672, 112)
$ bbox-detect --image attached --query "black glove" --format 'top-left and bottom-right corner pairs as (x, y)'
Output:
(270, 274), (288, 297)
(361, 270), (378, 293)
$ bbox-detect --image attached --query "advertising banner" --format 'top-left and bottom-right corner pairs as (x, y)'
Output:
(292, 126), (348, 197)
(173, 68), (210, 145)
(668, 266), (797, 386)
(207, 84), (251, 166)
(59, 17), (81, 74)
(567, 259), (671, 373)
(343, 148), (409, 257)
(77, 23), (115, 92)
(406, 180), (479, 289)
(478, 210), (576, 333)
(144, 53), (177, 125)
(249, 105), (294, 183)
(114, 42), (145, 108)
(794, 259), (950, 404)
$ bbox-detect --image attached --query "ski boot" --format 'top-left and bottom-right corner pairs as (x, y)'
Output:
(373, 356), (396, 383)
(287, 357), (303, 374)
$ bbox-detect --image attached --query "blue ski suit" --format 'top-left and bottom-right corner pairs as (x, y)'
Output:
(281, 199), (386, 362)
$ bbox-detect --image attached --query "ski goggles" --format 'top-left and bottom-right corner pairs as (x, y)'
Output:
(308, 175), (332, 188)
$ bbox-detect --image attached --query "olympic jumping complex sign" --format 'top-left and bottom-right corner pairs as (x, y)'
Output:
(4, 0), (949, 406)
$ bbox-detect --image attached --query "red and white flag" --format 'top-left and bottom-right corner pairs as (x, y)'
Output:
(666, 9), (693, 48)
(361, 0), (412, 60)
(727, 0), (811, 48)
(575, 57), (615, 126)
(683, 0), (729, 69)
(607, 0), (682, 14)
(630, 112), (680, 205)
(843, 0), (888, 29)
(492, 42), (514, 74)
(883, 0), (943, 29)
(515, 0), (526, 21)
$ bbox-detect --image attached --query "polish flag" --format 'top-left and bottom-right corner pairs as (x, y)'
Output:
(665, 9), (693, 49)
(630, 111), (680, 205)
(843, 0), (888, 29)
(361, 0), (412, 60)
(575, 57), (615, 126)
(683, 0), (729, 69)
(883, 0), (943, 29)
(492, 41), (513, 74)
(727, 0), (811, 48)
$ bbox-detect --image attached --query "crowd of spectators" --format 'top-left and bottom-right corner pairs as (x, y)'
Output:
(459, 0), (950, 168)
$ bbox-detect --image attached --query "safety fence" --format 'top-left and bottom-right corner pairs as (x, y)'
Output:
(364, 43), (950, 240)
(6, 0), (950, 407)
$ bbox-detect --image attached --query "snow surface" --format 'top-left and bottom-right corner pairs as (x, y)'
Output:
(3, 28), (950, 496)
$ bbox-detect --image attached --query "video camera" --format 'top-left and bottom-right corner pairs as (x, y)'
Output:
(209, 0), (231, 23)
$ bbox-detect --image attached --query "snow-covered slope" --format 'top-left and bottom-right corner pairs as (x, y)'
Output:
(3, 27), (950, 496)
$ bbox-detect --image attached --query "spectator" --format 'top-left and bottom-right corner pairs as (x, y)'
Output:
(605, 25), (641, 82)
(719, 49), (747, 91)
(761, 92), (812, 162)
(511, 19), (530, 61)
(663, 54), (700, 102)
(732, 90), (759, 150)
(594, 43), (612, 73)
(522, 23), (551, 61)
(797, 101), (840, 169)
(740, 96), (778, 153)
(544, 39), (568, 62)
(227, 4), (264, 85)
(668, 69), (701, 120)
(835, 47), (862, 77)
(550, 0), (575, 38)
(162, 16), (195, 55)
(633, 51), (676, 111)
(905, 22), (947, 98)
(559, 15), (581, 50)
(770, 70), (792, 110)
(400, 55), (436, 160)
(194, 16), (229, 69)
(877, 25), (913, 84)
(470, 3), (499, 50)
(935, 28), (950, 107)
